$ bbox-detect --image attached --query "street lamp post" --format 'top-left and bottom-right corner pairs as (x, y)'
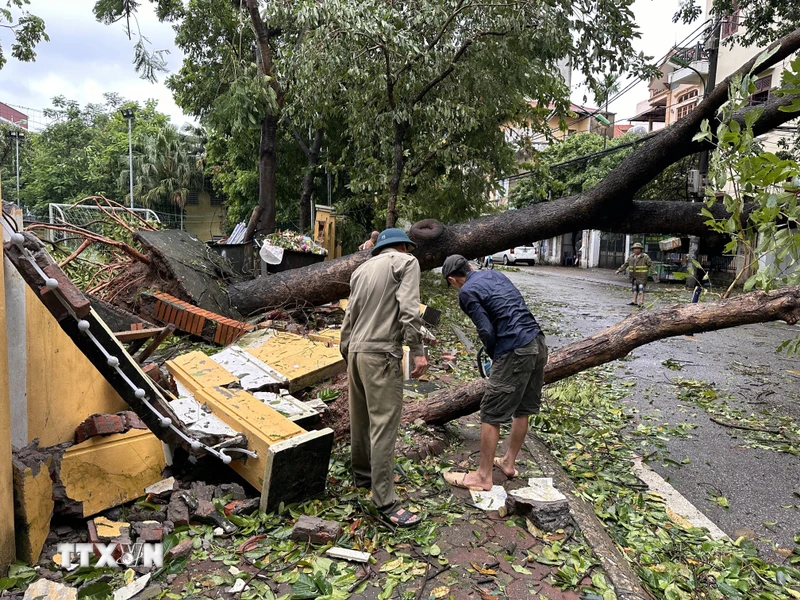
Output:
(120, 108), (136, 209)
(8, 129), (25, 206)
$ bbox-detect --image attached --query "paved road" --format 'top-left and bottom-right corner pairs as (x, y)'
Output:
(504, 265), (800, 556)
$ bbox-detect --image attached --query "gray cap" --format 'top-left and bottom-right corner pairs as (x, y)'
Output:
(442, 254), (470, 286)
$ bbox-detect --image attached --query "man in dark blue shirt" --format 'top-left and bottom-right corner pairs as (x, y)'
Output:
(441, 255), (547, 491)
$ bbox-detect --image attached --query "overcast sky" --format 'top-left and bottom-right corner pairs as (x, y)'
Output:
(2, 0), (699, 129)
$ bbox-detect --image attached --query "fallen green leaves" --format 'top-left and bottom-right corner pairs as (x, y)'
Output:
(535, 369), (800, 599)
(673, 378), (800, 456)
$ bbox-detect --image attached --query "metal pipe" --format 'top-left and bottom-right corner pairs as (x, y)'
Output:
(14, 134), (20, 207)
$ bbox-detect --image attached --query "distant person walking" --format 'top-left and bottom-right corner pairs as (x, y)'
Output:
(616, 242), (652, 307)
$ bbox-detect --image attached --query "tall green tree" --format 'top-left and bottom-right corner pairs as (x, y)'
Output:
(20, 95), (173, 209)
(124, 124), (205, 222)
(295, 0), (655, 228)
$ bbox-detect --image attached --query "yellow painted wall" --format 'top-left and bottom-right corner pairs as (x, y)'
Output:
(24, 286), (127, 447)
(0, 247), (16, 574)
(185, 191), (226, 242)
(59, 429), (167, 517)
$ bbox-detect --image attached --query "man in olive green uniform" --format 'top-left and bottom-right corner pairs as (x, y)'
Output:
(616, 242), (652, 307)
(340, 228), (428, 527)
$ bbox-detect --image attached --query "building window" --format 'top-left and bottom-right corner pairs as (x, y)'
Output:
(677, 89), (699, 104)
(676, 101), (697, 120)
(210, 193), (225, 207)
(721, 8), (740, 39)
(749, 75), (772, 106)
(186, 190), (199, 206)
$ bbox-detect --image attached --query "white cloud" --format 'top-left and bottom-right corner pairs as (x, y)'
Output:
(1, 0), (193, 127)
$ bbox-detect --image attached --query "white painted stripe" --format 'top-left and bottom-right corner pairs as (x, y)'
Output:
(632, 457), (728, 540)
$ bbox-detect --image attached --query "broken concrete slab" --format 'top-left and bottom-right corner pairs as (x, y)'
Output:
(211, 345), (288, 392)
(262, 428), (334, 512)
(144, 477), (178, 497)
(168, 392), (239, 442)
(325, 547), (371, 563)
(291, 515), (342, 544)
(23, 579), (77, 600)
(252, 391), (321, 430)
(167, 493), (191, 527)
(134, 229), (243, 319)
(112, 573), (151, 600)
(215, 482), (247, 500)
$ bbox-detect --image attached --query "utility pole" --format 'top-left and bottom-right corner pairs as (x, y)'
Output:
(686, 20), (721, 292)
(8, 129), (24, 206)
(120, 108), (136, 209)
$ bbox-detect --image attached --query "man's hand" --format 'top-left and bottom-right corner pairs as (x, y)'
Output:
(410, 355), (428, 379)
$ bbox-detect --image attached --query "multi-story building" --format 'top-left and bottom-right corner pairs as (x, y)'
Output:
(631, 46), (707, 131)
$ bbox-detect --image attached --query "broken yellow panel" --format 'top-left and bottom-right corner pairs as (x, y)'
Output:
(245, 332), (345, 392)
(193, 386), (305, 490)
(93, 517), (129, 540)
(12, 455), (53, 565)
(59, 430), (167, 517)
(165, 350), (238, 396)
(308, 329), (341, 346)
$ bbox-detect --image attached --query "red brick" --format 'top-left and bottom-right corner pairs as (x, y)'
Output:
(41, 264), (91, 318)
(133, 520), (163, 543)
(75, 414), (126, 443)
(121, 411), (147, 430)
(142, 363), (162, 384)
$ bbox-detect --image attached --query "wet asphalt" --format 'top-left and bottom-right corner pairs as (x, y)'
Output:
(504, 264), (800, 556)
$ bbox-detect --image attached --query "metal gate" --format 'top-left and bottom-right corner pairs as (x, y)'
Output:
(598, 232), (626, 269)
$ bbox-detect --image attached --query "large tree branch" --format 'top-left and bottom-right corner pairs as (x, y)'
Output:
(412, 29), (509, 106)
(227, 27), (800, 315)
(401, 285), (800, 426)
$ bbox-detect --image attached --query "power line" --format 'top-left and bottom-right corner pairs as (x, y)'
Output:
(523, 18), (713, 144)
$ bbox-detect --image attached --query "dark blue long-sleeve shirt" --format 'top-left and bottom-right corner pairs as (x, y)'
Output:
(458, 270), (541, 360)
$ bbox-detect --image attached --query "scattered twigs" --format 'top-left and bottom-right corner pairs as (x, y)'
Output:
(58, 238), (93, 268)
(25, 224), (151, 265)
(708, 416), (782, 434)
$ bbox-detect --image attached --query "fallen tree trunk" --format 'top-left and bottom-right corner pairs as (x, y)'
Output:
(400, 286), (800, 425)
(227, 28), (800, 316)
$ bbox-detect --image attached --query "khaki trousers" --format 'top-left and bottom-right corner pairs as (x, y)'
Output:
(348, 352), (403, 513)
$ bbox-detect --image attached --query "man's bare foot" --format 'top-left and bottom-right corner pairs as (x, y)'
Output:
(444, 471), (493, 490)
(493, 456), (519, 478)
(461, 471), (493, 491)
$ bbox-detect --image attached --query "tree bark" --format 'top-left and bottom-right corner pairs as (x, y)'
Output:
(299, 129), (323, 233)
(243, 0), (281, 240)
(386, 121), (408, 228)
(227, 28), (800, 314)
(400, 285), (800, 426)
